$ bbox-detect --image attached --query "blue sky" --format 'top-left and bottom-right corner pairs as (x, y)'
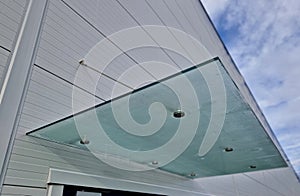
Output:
(201, 0), (300, 176)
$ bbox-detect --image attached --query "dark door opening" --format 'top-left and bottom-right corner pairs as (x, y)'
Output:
(63, 185), (166, 196)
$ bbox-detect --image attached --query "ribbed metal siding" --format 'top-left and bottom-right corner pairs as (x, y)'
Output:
(3, 0), (299, 195)
(0, 0), (27, 93)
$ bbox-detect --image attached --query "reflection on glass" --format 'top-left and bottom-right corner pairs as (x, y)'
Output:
(28, 57), (286, 178)
(77, 191), (101, 196)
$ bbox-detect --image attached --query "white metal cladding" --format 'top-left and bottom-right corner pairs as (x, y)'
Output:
(47, 168), (300, 196)
(5, 137), (300, 196)
(0, 0), (27, 93)
(0, 49), (9, 88)
(0, 0), (47, 193)
(0, 0), (27, 51)
(2, 0), (300, 195)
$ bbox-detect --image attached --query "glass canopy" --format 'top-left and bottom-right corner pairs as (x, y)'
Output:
(27, 57), (287, 178)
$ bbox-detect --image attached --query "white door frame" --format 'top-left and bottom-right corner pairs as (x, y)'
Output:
(46, 168), (210, 196)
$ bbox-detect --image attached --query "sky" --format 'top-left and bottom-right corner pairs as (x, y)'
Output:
(201, 0), (300, 176)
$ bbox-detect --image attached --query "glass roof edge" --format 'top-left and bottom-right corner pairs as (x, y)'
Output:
(214, 57), (289, 167)
(26, 57), (220, 135)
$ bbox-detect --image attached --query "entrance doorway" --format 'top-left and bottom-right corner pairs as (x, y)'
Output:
(63, 185), (165, 196)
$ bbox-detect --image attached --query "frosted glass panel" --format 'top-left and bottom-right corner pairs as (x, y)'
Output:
(28, 57), (287, 178)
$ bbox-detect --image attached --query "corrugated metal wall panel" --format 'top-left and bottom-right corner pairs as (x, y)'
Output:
(35, 0), (138, 92)
(0, 48), (9, 87)
(143, 0), (208, 69)
(7, 137), (300, 195)
(3, 0), (299, 195)
(0, 0), (27, 95)
(0, 0), (26, 50)
(2, 185), (46, 196)
(5, 136), (207, 194)
(63, 0), (181, 83)
(114, 0), (217, 71)
(4, 176), (46, 189)
(160, 0), (203, 45)
(63, 0), (138, 36)
(195, 167), (300, 196)
(115, 0), (189, 71)
(35, 1), (102, 82)
(16, 66), (105, 135)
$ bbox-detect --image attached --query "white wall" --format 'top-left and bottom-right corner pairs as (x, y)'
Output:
(0, 0), (27, 91)
(2, 0), (299, 195)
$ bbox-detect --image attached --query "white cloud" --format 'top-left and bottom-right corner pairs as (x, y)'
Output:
(200, 0), (230, 22)
(201, 0), (300, 174)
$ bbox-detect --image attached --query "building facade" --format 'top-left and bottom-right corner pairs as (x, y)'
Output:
(0, 0), (299, 195)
